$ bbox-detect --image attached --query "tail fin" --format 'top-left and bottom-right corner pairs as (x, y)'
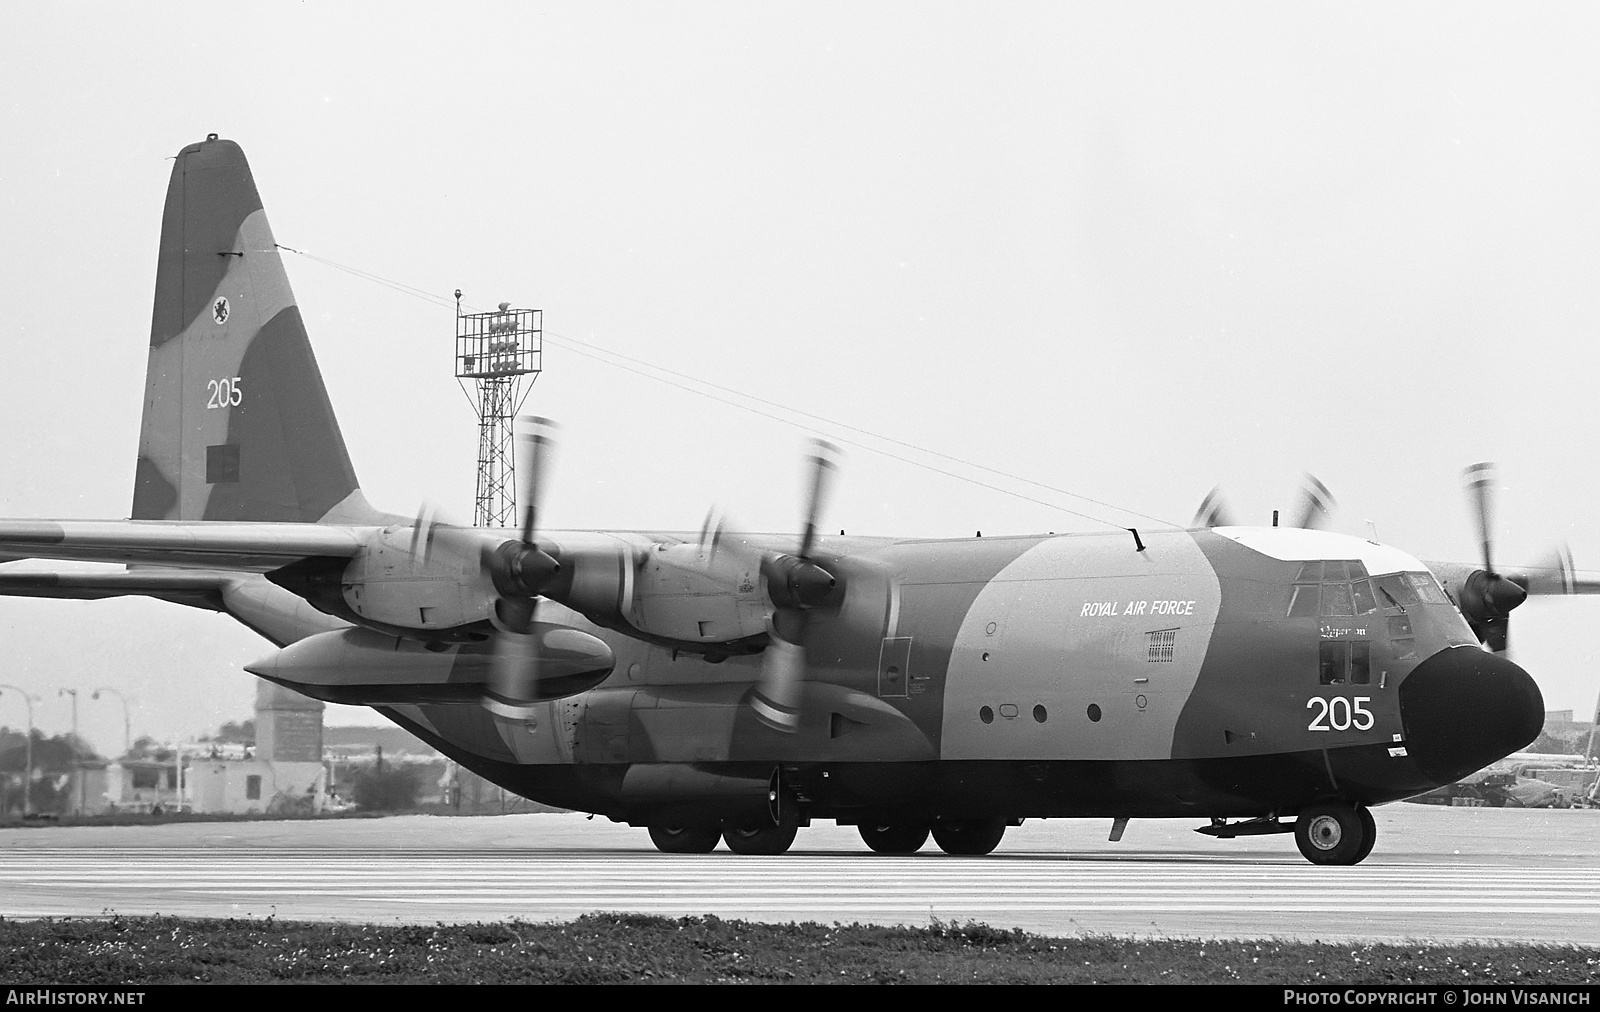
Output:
(132, 135), (374, 524)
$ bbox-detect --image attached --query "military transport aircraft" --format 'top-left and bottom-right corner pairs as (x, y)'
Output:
(0, 136), (1577, 865)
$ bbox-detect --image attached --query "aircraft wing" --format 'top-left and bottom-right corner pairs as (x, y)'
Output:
(0, 568), (232, 611)
(0, 520), (378, 572)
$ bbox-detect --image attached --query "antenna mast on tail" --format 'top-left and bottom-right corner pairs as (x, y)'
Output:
(455, 291), (543, 528)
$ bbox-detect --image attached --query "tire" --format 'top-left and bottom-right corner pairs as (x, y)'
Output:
(931, 817), (1007, 856)
(859, 822), (929, 854)
(722, 815), (799, 855)
(648, 825), (721, 854)
(1294, 802), (1373, 866)
(1353, 806), (1377, 864)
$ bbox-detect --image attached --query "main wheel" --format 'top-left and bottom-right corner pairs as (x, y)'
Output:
(722, 815), (799, 855)
(1294, 802), (1373, 865)
(858, 822), (929, 854)
(931, 817), (1007, 856)
(648, 824), (721, 854)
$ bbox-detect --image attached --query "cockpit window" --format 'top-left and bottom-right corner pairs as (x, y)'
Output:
(1404, 572), (1452, 606)
(1296, 561), (1323, 582)
(1319, 583), (1355, 618)
(1351, 579), (1379, 616)
(1373, 574), (1418, 610)
(1288, 584), (1320, 618)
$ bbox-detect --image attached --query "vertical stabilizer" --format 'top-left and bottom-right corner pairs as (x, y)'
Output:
(133, 135), (371, 523)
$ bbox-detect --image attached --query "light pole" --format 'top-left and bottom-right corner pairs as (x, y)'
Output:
(59, 688), (81, 816)
(91, 688), (132, 758)
(0, 685), (38, 817)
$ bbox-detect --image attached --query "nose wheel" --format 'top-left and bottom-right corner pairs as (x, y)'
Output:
(1294, 802), (1377, 865)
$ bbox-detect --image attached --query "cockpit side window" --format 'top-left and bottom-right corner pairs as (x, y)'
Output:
(1319, 641), (1348, 684)
(1288, 584), (1320, 618)
(1350, 641), (1371, 684)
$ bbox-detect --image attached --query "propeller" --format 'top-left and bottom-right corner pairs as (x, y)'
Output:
(1290, 474), (1337, 531)
(481, 416), (563, 718)
(1455, 462), (1527, 654)
(1193, 487), (1234, 528)
(1192, 475), (1333, 530)
(749, 439), (841, 733)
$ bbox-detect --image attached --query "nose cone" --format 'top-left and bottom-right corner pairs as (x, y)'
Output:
(1399, 646), (1544, 785)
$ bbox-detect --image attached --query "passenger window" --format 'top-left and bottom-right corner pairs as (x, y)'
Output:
(1351, 580), (1379, 616)
(1319, 641), (1349, 685)
(1288, 585), (1320, 618)
(1350, 642), (1371, 685)
(1320, 583), (1355, 618)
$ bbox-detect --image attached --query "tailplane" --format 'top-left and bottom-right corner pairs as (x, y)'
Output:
(132, 135), (376, 524)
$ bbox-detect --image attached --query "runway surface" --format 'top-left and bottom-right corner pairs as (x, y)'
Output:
(3, 805), (1597, 943)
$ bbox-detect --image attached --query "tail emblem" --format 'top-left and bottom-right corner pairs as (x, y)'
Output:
(212, 297), (230, 324)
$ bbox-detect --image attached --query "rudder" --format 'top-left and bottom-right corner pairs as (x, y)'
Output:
(132, 135), (372, 524)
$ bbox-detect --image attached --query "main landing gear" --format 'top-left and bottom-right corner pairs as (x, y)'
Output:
(647, 825), (721, 854)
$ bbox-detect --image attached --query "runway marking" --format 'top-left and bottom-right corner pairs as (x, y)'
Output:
(6, 848), (1599, 933)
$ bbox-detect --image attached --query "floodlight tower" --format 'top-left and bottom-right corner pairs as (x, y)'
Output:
(455, 292), (543, 529)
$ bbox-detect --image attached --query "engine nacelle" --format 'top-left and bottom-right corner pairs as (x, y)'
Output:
(627, 542), (770, 645)
(339, 524), (501, 631)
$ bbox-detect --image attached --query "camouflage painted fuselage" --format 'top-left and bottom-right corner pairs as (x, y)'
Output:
(347, 524), (1540, 828)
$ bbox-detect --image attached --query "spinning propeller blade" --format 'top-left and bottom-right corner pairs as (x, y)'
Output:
(1193, 487), (1234, 528)
(1291, 474), (1337, 531)
(483, 416), (562, 717)
(1455, 462), (1526, 655)
(751, 438), (841, 733)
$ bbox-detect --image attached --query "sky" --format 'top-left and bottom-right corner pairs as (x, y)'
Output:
(2, 2), (1600, 755)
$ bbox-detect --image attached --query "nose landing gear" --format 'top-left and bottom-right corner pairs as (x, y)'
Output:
(1294, 802), (1377, 865)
